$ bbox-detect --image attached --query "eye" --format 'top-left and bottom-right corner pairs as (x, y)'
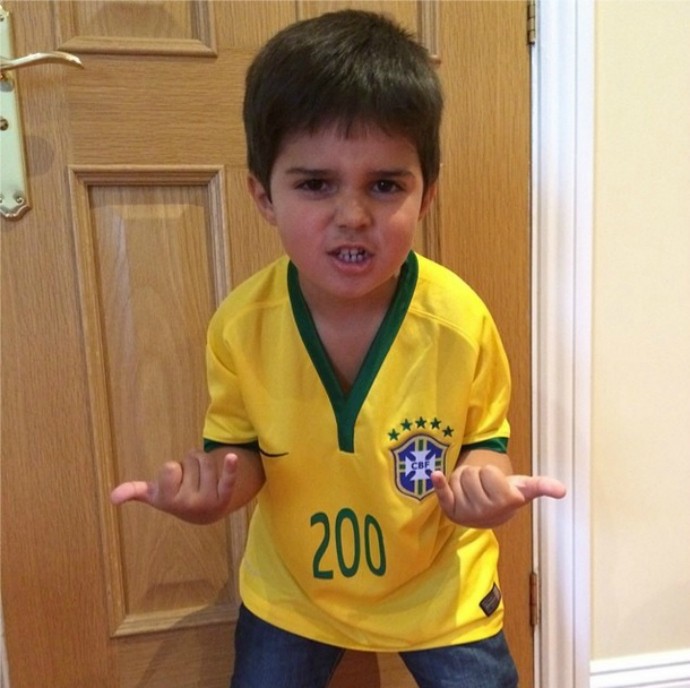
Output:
(373, 179), (403, 194)
(297, 178), (330, 194)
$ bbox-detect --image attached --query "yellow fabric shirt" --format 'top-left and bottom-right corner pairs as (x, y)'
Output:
(204, 252), (511, 651)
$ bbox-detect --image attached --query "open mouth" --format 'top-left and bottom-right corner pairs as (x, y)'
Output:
(332, 247), (371, 264)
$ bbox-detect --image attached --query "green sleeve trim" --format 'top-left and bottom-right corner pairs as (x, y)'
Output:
(462, 437), (509, 454)
(203, 439), (260, 453)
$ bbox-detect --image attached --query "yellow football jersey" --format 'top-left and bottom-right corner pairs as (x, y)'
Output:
(204, 251), (511, 651)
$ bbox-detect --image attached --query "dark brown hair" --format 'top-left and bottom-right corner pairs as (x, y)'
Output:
(243, 9), (443, 195)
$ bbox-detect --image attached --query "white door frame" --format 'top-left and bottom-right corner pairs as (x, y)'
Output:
(532, 1), (594, 687)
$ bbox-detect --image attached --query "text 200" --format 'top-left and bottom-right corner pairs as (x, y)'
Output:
(310, 508), (387, 579)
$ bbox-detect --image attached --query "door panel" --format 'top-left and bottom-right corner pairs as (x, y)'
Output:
(69, 168), (240, 638)
(0, 2), (531, 686)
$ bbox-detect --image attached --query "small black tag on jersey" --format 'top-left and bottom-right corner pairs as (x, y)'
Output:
(480, 583), (502, 617)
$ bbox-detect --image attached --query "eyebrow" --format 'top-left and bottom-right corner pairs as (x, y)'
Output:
(284, 166), (414, 178)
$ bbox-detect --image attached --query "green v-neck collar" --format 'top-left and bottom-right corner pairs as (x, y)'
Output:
(287, 252), (418, 454)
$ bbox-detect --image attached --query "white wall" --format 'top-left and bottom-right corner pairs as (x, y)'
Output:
(592, 0), (690, 662)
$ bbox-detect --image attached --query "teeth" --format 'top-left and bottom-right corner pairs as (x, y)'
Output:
(336, 248), (368, 263)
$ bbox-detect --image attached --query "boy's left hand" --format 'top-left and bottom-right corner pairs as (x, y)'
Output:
(430, 465), (566, 528)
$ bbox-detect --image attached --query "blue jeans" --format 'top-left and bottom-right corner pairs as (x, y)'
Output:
(230, 605), (518, 688)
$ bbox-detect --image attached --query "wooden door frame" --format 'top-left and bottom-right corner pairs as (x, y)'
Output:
(532, 1), (594, 687)
(0, 3), (595, 686)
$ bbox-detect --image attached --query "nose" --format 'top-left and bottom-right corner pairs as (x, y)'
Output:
(334, 191), (372, 230)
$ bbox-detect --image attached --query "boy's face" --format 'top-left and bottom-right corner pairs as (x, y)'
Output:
(248, 124), (436, 311)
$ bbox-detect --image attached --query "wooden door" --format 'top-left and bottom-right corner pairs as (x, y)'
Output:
(0, 1), (531, 686)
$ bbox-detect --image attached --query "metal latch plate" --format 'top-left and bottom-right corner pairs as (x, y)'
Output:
(0, 4), (30, 219)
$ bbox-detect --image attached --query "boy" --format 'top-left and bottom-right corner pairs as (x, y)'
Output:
(111, 10), (566, 687)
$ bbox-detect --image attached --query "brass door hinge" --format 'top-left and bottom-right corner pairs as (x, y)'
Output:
(527, 0), (537, 45)
(530, 571), (540, 627)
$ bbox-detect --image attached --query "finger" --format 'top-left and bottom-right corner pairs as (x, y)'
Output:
(508, 475), (567, 501)
(196, 452), (220, 496)
(157, 461), (185, 502)
(430, 470), (456, 515)
(217, 453), (239, 501)
(477, 464), (518, 502)
(458, 465), (488, 510)
(177, 454), (201, 493)
(110, 480), (154, 505)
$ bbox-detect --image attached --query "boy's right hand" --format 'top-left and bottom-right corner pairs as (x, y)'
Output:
(110, 451), (238, 525)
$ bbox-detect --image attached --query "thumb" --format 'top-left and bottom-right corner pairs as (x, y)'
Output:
(110, 480), (155, 506)
(508, 475), (567, 501)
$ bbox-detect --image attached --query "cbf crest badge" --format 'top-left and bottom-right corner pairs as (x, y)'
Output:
(388, 417), (454, 500)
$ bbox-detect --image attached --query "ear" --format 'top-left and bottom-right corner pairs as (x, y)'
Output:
(418, 182), (438, 220)
(247, 175), (277, 225)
